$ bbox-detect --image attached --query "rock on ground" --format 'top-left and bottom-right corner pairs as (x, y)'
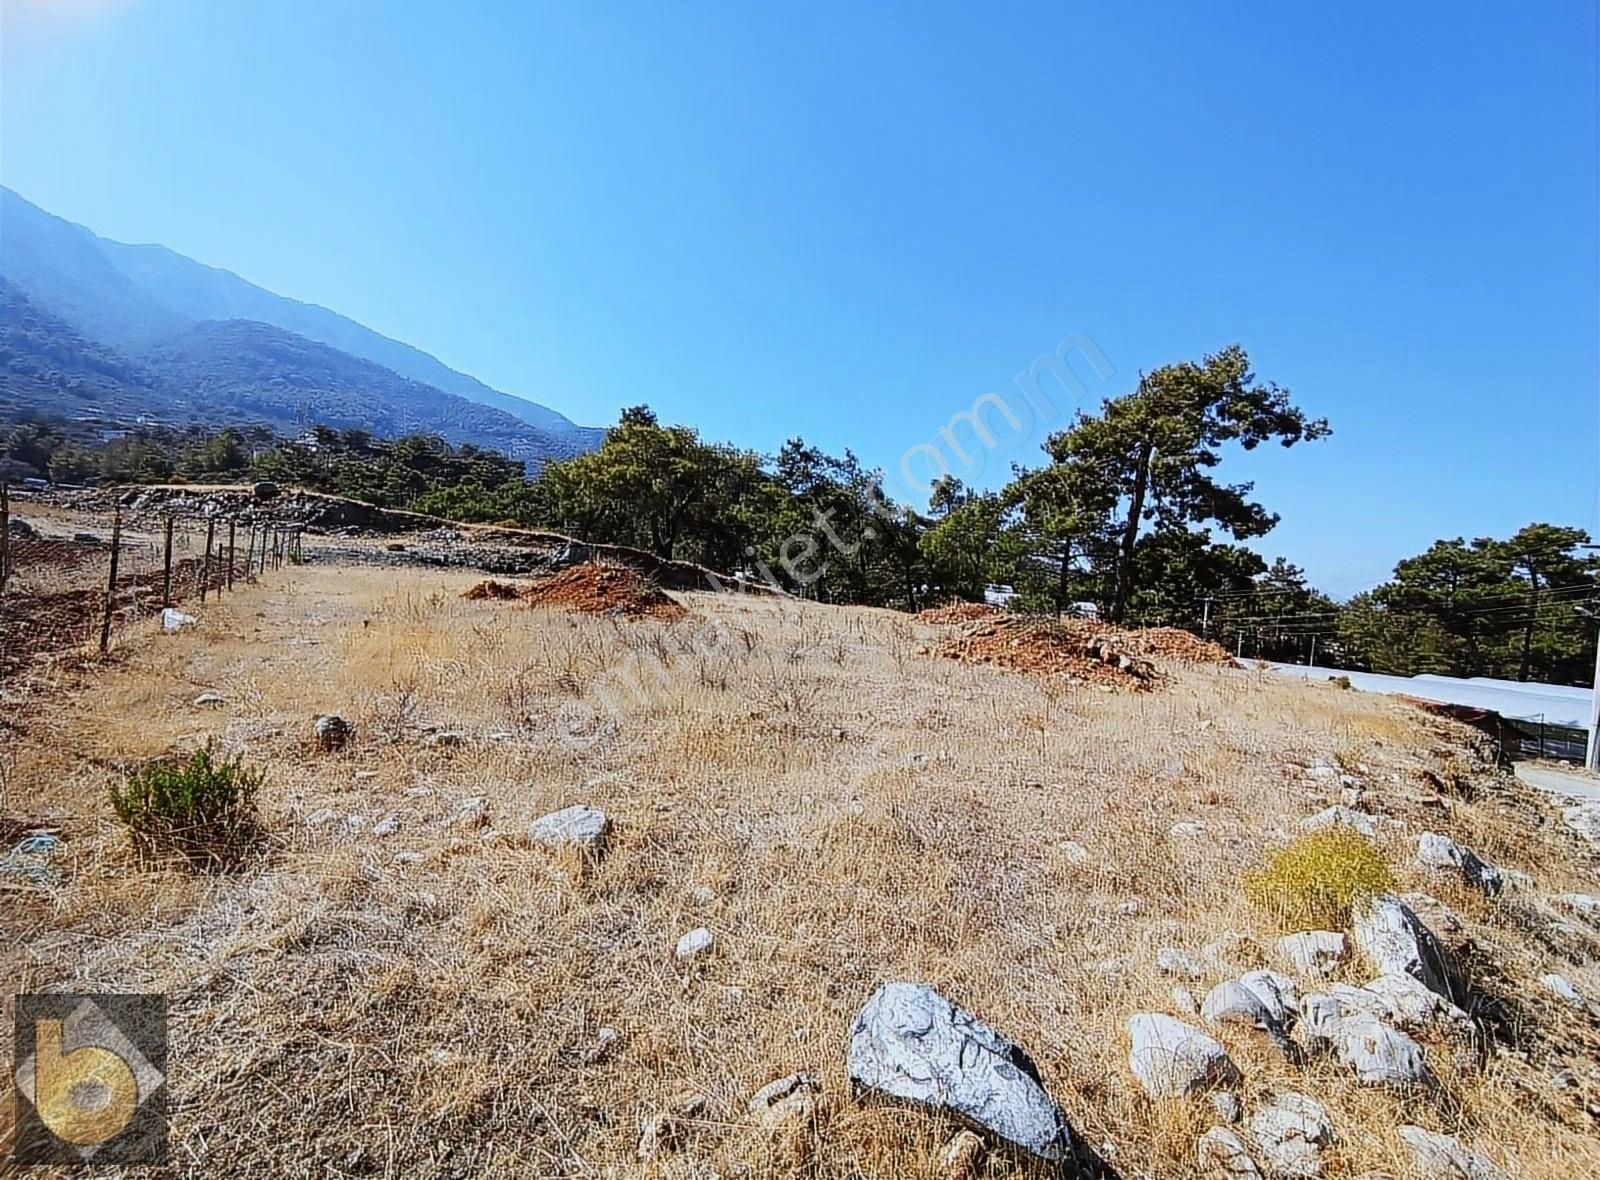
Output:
(1158, 947), (1206, 978)
(1540, 973), (1584, 1007)
(675, 927), (714, 960)
(1127, 1013), (1241, 1098)
(529, 804), (609, 848)
(1276, 931), (1348, 976)
(1330, 1015), (1428, 1086)
(1239, 970), (1299, 1027)
(1397, 1126), (1506, 1179)
(1300, 806), (1376, 839)
(1249, 1091), (1334, 1178)
(1198, 1126), (1263, 1177)
(1416, 832), (1504, 895)
(748, 1072), (818, 1131)
(848, 982), (1074, 1160)
(313, 714), (352, 752)
(1352, 895), (1455, 1001)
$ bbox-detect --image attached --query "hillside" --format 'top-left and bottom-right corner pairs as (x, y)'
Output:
(2, 516), (1598, 1178)
(0, 187), (603, 455)
(141, 319), (576, 461)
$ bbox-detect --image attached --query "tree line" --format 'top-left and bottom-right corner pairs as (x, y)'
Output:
(5, 344), (1593, 683)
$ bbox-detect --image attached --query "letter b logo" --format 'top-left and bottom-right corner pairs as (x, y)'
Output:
(32, 1018), (141, 1146)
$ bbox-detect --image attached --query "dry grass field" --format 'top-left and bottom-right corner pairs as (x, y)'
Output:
(4, 561), (1599, 1178)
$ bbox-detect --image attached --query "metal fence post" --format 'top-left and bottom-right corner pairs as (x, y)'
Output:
(227, 518), (237, 591)
(0, 480), (10, 595)
(201, 517), (215, 603)
(99, 506), (122, 654)
(161, 514), (174, 607)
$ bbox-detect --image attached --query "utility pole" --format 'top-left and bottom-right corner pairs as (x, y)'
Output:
(1201, 595), (1213, 639)
(1309, 633), (1317, 667)
(1588, 625), (1600, 772)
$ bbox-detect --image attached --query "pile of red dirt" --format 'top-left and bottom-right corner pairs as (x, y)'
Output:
(1120, 626), (1235, 666)
(518, 563), (688, 621)
(916, 602), (1001, 625)
(462, 579), (522, 600)
(936, 616), (1161, 690)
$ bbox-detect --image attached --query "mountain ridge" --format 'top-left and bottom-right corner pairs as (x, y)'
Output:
(0, 187), (604, 453)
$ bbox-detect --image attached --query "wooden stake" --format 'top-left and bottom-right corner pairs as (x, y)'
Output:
(161, 515), (174, 607)
(99, 506), (122, 654)
(201, 517), (215, 603)
(227, 518), (237, 591)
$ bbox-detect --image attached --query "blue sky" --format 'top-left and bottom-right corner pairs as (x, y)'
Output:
(3, 1), (1595, 595)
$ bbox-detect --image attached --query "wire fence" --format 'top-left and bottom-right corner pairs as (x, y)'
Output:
(0, 483), (303, 685)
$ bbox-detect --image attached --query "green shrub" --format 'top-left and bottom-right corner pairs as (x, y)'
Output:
(1243, 827), (1394, 930)
(110, 743), (265, 868)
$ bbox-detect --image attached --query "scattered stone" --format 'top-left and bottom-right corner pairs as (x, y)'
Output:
(849, 981), (1074, 1159)
(1397, 1126), (1505, 1180)
(1304, 765), (1338, 782)
(1298, 994), (1344, 1049)
(1352, 895), (1455, 1000)
(1202, 980), (1283, 1037)
(675, 927), (715, 961)
(941, 1129), (986, 1180)
(371, 815), (399, 837)
(1541, 973), (1584, 1007)
(1057, 840), (1090, 865)
(1126, 1013), (1241, 1098)
(1360, 973), (1470, 1032)
(1416, 833), (1503, 896)
(1158, 947), (1206, 979)
(1403, 889), (1461, 923)
(1276, 932), (1348, 976)
(748, 1072), (818, 1131)
(1211, 1090), (1242, 1124)
(455, 797), (489, 828)
(1171, 821), (1209, 838)
(304, 807), (336, 826)
(1330, 1015), (1428, 1086)
(1198, 1126), (1263, 1177)
(192, 691), (226, 708)
(1116, 898), (1144, 916)
(1173, 986), (1200, 1015)
(690, 883), (716, 905)
(1249, 1091), (1334, 1178)
(529, 804), (609, 848)
(314, 714), (352, 752)
(1300, 806), (1376, 839)
(1554, 892), (1600, 919)
(1239, 970), (1300, 1027)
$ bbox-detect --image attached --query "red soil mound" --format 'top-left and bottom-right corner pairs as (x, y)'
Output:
(518, 563), (688, 621)
(1121, 626), (1235, 666)
(916, 602), (1001, 625)
(936, 616), (1161, 689)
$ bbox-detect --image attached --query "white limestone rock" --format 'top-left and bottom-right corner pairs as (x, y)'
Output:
(529, 804), (609, 848)
(1127, 1013), (1241, 1098)
(848, 982), (1074, 1159)
(1416, 832), (1504, 896)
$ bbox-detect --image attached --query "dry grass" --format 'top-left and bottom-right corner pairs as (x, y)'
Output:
(2, 563), (1599, 1177)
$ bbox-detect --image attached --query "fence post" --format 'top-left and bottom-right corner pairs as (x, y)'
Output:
(227, 519), (237, 591)
(201, 517), (215, 603)
(161, 514), (174, 607)
(99, 506), (122, 654)
(0, 480), (10, 595)
(245, 523), (256, 579)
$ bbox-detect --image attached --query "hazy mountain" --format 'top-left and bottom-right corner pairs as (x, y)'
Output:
(0, 187), (604, 452)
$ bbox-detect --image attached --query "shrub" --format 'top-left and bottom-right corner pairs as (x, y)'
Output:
(1243, 827), (1394, 930)
(110, 743), (265, 868)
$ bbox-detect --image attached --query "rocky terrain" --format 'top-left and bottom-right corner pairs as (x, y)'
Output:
(2, 559), (1599, 1177)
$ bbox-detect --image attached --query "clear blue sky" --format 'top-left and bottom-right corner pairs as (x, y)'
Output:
(3, 1), (1595, 595)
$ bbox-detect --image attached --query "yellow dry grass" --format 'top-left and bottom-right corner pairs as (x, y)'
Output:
(2, 562), (1598, 1178)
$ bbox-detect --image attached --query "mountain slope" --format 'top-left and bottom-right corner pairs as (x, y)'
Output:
(0, 187), (603, 450)
(0, 279), (187, 422)
(142, 319), (570, 462)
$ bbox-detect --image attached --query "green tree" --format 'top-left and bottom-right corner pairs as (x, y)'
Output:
(1044, 345), (1329, 621)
